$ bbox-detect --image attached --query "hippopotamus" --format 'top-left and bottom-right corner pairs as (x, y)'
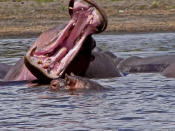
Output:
(118, 55), (175, 76)
(2, 0), (121, 83)
(50, 74), (103, 91)
(0, 63), (12, 80)
(162, 63), (175, 78)
(23, 0), (111, 81)
(1, 0), (175, 89)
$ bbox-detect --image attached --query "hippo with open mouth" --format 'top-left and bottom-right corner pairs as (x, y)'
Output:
(4, 0), (121, 82)
(24, 0), (108, 81)
(1, 0), (175, 85)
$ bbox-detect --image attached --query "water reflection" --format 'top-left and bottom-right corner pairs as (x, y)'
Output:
(0, 38), (35, 64)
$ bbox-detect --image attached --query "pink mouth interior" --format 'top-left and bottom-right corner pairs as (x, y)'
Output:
(26, 0), (103, 79)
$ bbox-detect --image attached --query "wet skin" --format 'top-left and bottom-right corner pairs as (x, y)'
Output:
(85, 47), (122, 78)
(50, 74), (103, 91)
(1, 0), (175, 84)
(4, 58), (36, 81)
(3, 0), (108, 82)
(118, 55), (175, 75)
(0, 63), (12, 79)
(162, 63), (175, 78)
(2, 54), (175, 81)
(24, 0), (107, 81)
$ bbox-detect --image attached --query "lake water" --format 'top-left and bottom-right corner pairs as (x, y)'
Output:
(0, 33), (175, 131)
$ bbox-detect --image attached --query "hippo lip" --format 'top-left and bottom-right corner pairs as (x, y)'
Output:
(24, 0), (107, 80)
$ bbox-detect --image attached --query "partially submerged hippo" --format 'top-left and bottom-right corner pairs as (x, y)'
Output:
(24, 0), (109, 81)
(118, 55), (175, 77)
(1, 0), (175, 89)
(50, 74), (103, 91)
(0, 0), (123, 92)
(3, 0), (117, 82)
(0, 63), (11, 80)
(162, 63), (175, 78)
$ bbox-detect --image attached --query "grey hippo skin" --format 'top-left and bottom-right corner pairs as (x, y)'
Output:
(162, 63), (175, 78)
(0, 63), (12, 79)
(1, 0), (116, 82)
(2, 48), (122, 81)
(23, 0), (108, 81)
(50, 74), (104, 91)
(85, 47), (122, 78)
(118, 55), (175, 75)
(3, 58), (35, 81)
(1, 0), (175, 83)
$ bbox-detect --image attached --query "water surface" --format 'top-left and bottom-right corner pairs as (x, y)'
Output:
(0, 33), (175, 130)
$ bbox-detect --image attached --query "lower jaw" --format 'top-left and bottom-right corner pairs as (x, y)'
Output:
(25, 28), (92, 80)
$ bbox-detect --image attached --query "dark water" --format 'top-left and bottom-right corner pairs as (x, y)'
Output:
(0, 33), (175, 131)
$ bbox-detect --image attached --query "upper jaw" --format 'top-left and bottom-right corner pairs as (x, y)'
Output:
(24, 0), (107, 81)
(69, 0), (107, 33)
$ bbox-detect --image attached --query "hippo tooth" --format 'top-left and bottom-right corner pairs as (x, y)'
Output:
(89, 15), (94, 24)
(67, 79), (71, 85)
(70, 72), (75, 76)
(73, 23), (76, 26)
(43, 64), (49, 69)
(69, 7), (73, 10)
(57, 47), (67, 57)
(38, 60), (43, 64)
(94, 28), (99, 32)
(81, 30), (84, 34)
(88, 15), (93, 19)
(56, 71), (60, 76)
(56, 68), (63, 76)
(51, 47), (67, 64)
(81, 8), (84, 11)
(89, 19), (93, 24)
(75, 37), (81, 45)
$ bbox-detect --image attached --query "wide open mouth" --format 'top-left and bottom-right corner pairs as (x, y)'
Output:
(24, 0), (107, 80)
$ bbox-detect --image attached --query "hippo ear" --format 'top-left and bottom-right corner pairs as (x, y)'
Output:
(65, 74), (71, 86)
(69, 0), (74, 17)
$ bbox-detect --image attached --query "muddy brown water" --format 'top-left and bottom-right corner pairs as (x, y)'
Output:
(0, 33), (175, 130)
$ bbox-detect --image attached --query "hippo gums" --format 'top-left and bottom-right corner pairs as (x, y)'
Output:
(3, 0), (110, 82)
(24, 0), (107, 81)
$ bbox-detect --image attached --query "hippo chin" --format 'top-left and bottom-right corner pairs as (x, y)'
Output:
(24, 0), (107, 81)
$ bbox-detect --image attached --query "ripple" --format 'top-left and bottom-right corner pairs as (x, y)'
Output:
(118, 129), (139, 131)
(118, 117), (145, 121)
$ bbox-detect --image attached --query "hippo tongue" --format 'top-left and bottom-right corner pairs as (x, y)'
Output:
(24, 0), (107, 80)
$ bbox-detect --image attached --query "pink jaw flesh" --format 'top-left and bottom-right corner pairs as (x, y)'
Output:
(26, 0), (103, 79)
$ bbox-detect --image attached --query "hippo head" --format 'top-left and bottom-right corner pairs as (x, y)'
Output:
(24, 0), (107, 81)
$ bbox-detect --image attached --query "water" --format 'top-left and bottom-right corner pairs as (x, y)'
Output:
(0, 33), (175, 130)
